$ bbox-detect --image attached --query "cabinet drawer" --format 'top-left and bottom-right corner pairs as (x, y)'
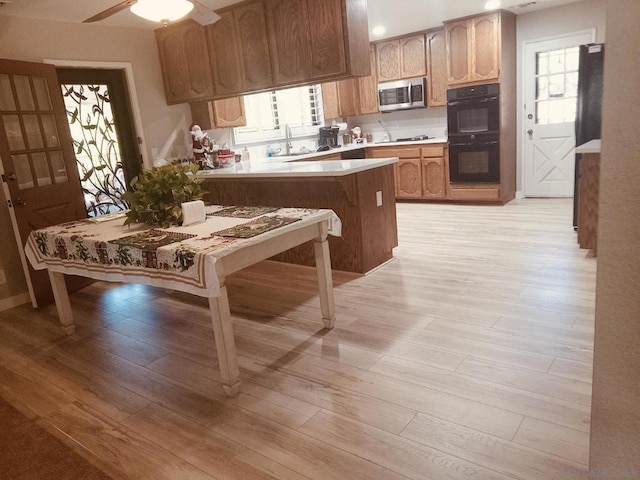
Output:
(367, 147), (421, 159)
(421, 145), (445, 157)
(448, 186), (500, 201)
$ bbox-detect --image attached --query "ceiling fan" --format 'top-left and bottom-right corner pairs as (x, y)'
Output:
(83, 0), (221, 27)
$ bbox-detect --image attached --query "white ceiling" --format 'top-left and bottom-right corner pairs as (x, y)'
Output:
(0, 0), (583, 37)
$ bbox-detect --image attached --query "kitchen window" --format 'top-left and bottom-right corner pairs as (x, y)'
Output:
(233, 84), (324, 144)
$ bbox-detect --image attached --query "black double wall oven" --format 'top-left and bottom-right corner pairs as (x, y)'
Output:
(447, 83), (500, 184)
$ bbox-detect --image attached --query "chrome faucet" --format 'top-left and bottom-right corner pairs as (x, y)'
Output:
(284, 124), (293, 155)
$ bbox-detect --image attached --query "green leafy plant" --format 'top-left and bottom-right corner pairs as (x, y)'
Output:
(121, 163), (203, 228)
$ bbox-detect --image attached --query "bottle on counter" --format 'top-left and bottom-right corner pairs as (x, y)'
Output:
(242, 146), (251, 162)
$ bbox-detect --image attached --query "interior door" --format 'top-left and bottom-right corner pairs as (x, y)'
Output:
(523, 31), (593, 197)
(0, 58), (87, 307)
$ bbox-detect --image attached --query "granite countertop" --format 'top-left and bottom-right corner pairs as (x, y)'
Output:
(575, 139), (601, 154)
(196, 157), (399, 179)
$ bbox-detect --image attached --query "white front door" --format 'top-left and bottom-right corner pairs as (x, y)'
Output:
(523, 31), (594, 197)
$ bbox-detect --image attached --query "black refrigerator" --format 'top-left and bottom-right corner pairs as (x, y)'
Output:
(573, 43), (605, 227)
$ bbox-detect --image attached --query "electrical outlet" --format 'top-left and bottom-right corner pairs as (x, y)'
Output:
(376, 191), (383, 207)
(0, 268), (6, 285)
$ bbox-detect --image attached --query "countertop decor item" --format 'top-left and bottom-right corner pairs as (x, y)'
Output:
(121, 163), (203, 228)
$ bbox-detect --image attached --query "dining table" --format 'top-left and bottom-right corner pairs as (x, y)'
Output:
(24, 205), (341, 397)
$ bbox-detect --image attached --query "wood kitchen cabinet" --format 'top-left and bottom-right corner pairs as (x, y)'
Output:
(265, 0), (369, 86)
(321, 78), (360, 118)
(445, 12), (513, 87)
(426, 29), (447, 107)
(155, 20), (214, 105)
(421, 146), (447, 198)
(190, 97), (247, 130)
(206, 1), (272, 96)
(368, 144), (448, 200)
(357, 46), (379, 114)
(376, 34), (426, 82)
(156, 0), (369, 103)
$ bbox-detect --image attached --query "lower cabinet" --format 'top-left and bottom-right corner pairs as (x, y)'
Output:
(396, 159), (422, 198)
(368, 144), (447, 200)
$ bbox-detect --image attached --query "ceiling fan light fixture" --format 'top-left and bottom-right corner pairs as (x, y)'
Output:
(130, 0), (194, 24)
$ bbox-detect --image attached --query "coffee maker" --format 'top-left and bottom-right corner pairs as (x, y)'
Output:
(318, 126), (339, 149)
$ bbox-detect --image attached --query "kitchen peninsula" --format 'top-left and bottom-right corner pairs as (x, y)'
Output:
(198, 158), (398, 274)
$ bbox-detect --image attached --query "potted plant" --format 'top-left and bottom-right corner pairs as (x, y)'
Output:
(121, 163), (203, 228)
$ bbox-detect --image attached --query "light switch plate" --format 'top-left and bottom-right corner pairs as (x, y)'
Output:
(376, 191), (383, 207)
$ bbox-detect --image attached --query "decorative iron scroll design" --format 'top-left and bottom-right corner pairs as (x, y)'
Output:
(62, 83), (128, 217)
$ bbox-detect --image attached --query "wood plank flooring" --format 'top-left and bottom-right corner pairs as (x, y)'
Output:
(0, 198), (596, 480)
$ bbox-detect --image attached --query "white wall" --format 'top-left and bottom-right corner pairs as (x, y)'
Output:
(516, 0), (607, 194)
(589, 0), (640, 472)
(0, 15), (193, 163)
(0, 14), (194, 302)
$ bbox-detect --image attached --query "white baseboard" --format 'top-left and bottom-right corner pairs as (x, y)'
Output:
(0, 292), (30, 312)
(516, 191), (525, 199)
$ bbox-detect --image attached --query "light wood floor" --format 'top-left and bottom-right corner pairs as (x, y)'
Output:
(0, 198), (596, 480)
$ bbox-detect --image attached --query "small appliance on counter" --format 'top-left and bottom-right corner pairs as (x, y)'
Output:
(318, 125), (339, 149)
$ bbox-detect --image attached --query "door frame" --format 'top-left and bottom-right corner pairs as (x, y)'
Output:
(518, 29), (595, 198)
(43, 59), (150, 169)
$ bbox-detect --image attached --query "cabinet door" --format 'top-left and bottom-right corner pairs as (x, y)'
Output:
(190, 98), (247, 129)
(426, 29), (447, 107)
(234, 1), (273, 91)
(156, 21), (214, 104)
(400, 35), (426, 78)
(321, 82), (340, 119)
(337, 78), (359, 117)
(471, 14), (500, 82)
(358, 45), (379, 115)
(445, 20), (472, 86)
(376, 40), (401, 82)
(266, 0), (312, 85)
(396, 159), (422, 198)
(422, 157), (446, 198)
(206, 11), (243, 96)
(212, 97), (247, 128)
(308, 0), (347, 78)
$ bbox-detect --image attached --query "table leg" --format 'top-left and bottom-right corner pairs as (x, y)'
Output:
(208, 285), (241, 397)
(314, 234), (335, 329)
(47, 270), (75, 335)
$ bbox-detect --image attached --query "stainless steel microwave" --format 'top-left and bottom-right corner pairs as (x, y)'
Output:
(377, 77), (427, 112)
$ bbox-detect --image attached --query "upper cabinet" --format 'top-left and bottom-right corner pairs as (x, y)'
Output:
(358, 45), (379, 115)
(265, 0), (369, 86)
(190, 97), (247, 130)
(155, 20), (214, 105)
(156, 0), (370, 104)
(444, 12), (509, 86)
(426, 29), (447, 107)
(376, 34), (426, 82)
(206, 2), (273, 96)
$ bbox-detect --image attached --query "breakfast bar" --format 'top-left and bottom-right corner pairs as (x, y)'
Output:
(198, 157), (399, 274)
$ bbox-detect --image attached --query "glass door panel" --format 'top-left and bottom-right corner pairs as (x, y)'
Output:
(2, 114), (26, 150)
(14, 75), (35, 110)
(12, 154), (35, 189)
(33, 77), (52, 110)
(0, 74), (16, 110)
(22, 114), (44, 149)
(41, 114), (60, 147)
(32, 152), (52, 186)
(49, 150), (69, 183)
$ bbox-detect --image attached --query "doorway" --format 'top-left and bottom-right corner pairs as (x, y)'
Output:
(56, 68), (142, 216)
(522, 30), (594, 197)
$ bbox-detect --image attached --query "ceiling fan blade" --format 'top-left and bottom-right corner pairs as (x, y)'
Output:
(83, 0), (138, 23)
(190, 0), (221, 25)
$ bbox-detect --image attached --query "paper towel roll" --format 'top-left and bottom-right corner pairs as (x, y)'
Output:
(181, 200), (206, 226)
